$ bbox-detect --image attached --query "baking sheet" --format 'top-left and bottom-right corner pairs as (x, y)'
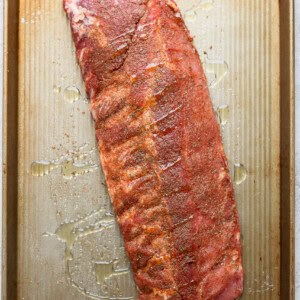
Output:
(2, 0), (294, 299)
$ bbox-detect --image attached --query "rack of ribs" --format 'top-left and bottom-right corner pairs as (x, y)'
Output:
(63, 0), (244, 299)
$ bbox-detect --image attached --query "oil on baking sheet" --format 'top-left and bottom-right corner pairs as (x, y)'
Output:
(18, 0), (280, 299)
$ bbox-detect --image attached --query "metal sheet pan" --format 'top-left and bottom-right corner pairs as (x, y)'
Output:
(2, 0), (294, 299)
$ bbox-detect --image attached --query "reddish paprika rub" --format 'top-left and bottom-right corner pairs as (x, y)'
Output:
(64, 0), (244, 299)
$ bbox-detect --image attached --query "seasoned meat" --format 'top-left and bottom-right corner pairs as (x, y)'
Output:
(64, 0), (244, 299)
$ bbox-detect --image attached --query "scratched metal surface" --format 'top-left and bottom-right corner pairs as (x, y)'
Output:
(17, 0), (280, 299)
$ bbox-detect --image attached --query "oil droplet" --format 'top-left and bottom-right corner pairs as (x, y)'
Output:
(203, 55), (229, 88)
(31, 161), (59, 176)
(198, 0), (214, 10)
(56, 222), (77, 261)
(234, 163), (248, 185)
(55, 210), (114, 265)
(61, 160), (98, 179)
(95, 260), (129, 287)
(53, 85), (61, 94)
(42, 232), (55, 237)
(32, 145), (97, 178)
(82, 97), (89, 104)
(64, 86), (81, 103)
(217, 105), (229, 125)
(95, 262), (114, 287)
(184, 10), (197, 22)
